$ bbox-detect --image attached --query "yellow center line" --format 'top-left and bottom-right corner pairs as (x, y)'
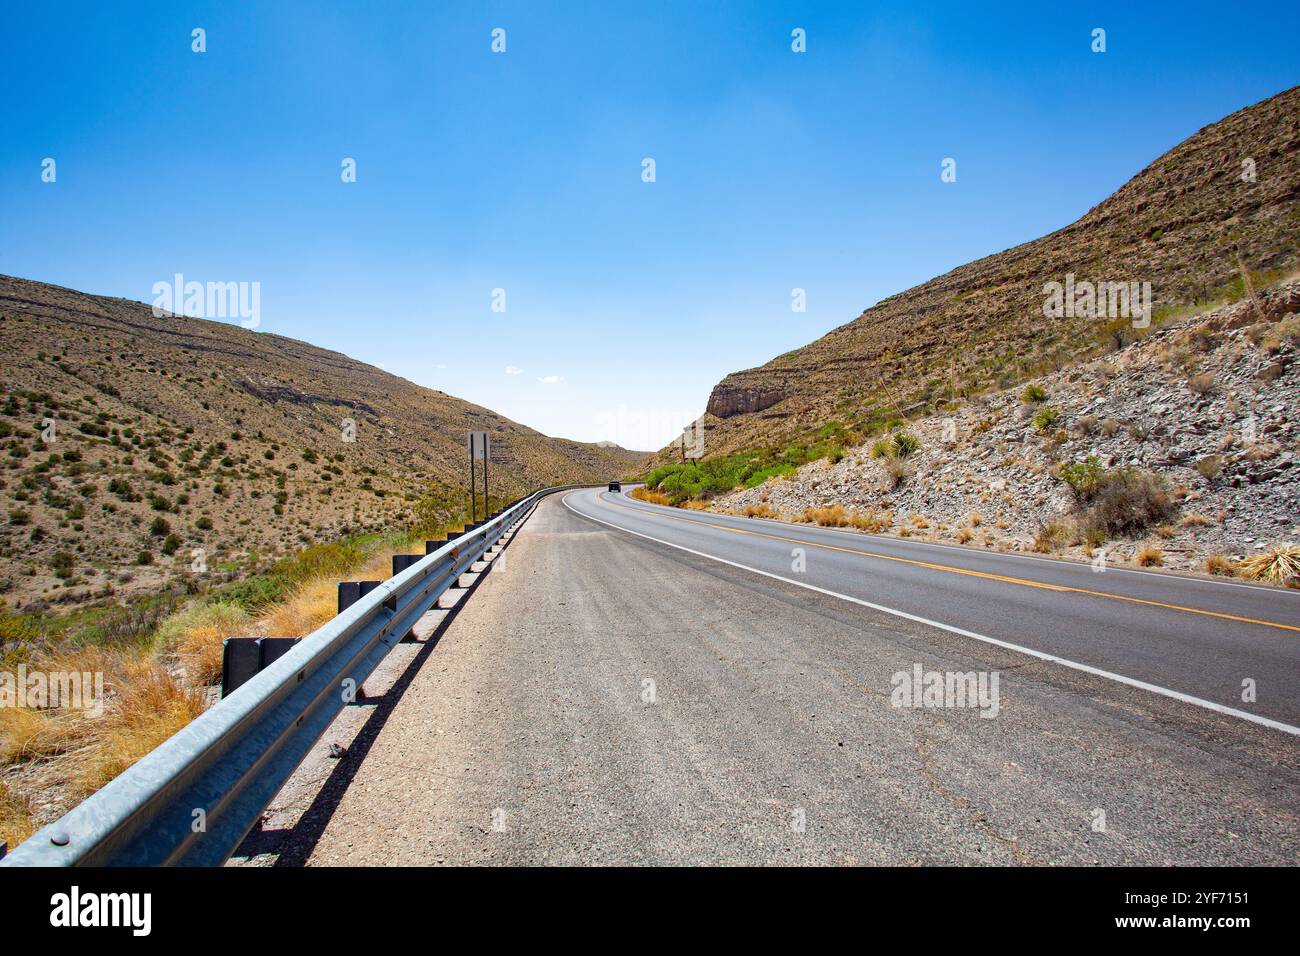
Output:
(594, 493), (1300, 635)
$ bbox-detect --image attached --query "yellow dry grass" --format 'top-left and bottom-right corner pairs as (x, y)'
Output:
(803, 504), (849, 527)
(742, 503), (778, 519)
(69, 656), (205, 799)
(1235, 544), (1300, 585)
(1203, 554), (1235, 576)
(1135, 545), (1164, 567)
(155, 603), (252, 687)
(264, 576), (338, 639)
(630, 487), (672, 506)
(0, 779), (33, 849)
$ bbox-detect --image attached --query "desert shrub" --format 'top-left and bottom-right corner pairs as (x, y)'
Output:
(48, 551), (75, 579)
(1032, 406), (1061, 433)
(1203, 555), (1235, 576)
(1032, 520), (1070, 553)
(884, 458), (912, 488)
(892, 433), (920, 459)
(1135, 545), (1164, 567)
(1059, 457), (1105, 502)
(803, 505), (849, 527)
(630, 487), (672, 506)
(1235, 545), (1300, 586)
(742, 503), (777, 519)
(1078, 469), (1174, 538)
(871, 433), (920, 461)
(1021, 383), (1047, 403)
(1195, 455), (1223, 482)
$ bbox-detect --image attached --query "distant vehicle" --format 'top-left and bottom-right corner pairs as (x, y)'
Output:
(608, 480), (621, 492)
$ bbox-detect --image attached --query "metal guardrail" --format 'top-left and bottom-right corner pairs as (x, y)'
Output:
(1, 485), (578, 867)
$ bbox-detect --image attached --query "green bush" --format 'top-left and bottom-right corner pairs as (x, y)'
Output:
(1032, 406), (1061, 433)
(1059, 458), (1174, 538)
(892, 433), (920, 459)
(1059, 457), (1104, 502)
(1022, 383), (1048, 403)
(870, 433), (920, 460)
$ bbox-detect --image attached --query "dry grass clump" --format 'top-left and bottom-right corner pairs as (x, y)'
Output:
(954, 528), (974, 543)
(1135, 545), (1164, 567)
(629, 487), (672, 506)
(70, 656), (205, 799)
(0, 644), (120, 764)
(849, 509), (892, 533)
(155, 602), (252, 687)
(803, 504), (849, 527)
(2, 643), (203, 804)
(0, 779), (33, 850)
(910, 515), (929, 529)
(1033, 520), (1071, 553)
(1235, 544), (1300, 586)
(1203, 554), (1236, 576)
(742, 503), (778, 519)
(679, 500), (712, 511)
(263, 576), (339, 639)
(968, 513), (982, 527)
(1181, 512), (1211, 527)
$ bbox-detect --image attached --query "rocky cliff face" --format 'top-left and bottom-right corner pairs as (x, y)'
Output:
(705, 385), (787, 419)
(712, 281), (1300, 571)
(692, 86), (1300, 460)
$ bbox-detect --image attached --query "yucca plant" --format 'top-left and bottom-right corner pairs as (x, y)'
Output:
(1235, 544), (1300, 585)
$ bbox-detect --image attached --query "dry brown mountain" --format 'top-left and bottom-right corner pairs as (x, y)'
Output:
(0, 275), (645, 610)
(693, 85), (1300, 459)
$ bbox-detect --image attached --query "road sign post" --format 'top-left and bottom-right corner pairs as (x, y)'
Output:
(468, 430), (490, 521)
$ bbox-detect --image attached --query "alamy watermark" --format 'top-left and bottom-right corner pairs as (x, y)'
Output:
(1043, 274), (1150, 327)
(151, 273), (261, 329)
(1, 665), (104, 717)
(890, 664), (1000, 718)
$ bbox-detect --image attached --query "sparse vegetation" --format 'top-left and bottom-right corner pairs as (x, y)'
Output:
(1032, 406), (1061, 433)
(1135, 545), (1164, 567)
(1235, 545), (1300, 587)
(1058, 457), (1175, 541)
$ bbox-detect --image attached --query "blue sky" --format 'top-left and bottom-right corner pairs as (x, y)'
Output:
(2, 2), (1297, 449)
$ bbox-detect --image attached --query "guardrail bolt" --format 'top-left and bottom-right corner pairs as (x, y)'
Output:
(50, 831), (70, 846)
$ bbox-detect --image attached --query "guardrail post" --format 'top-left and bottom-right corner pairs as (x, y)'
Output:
(337, 580), (381, 614)
(221, 638), (262, 698)
(221, 636), (303, 698)
(392, 554), (422, 575)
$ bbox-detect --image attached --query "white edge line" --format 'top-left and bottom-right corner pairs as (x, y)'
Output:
(566, 491), (1300, 737)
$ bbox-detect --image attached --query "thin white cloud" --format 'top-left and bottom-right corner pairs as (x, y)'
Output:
(505, 365), (523, 375)
(538, 375), (563, 384)
(434, 363), (449, 369)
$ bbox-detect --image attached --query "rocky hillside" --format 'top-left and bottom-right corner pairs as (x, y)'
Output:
(692, 85), (1300, 458)
(0, 275), (645, 610)
(711, 279), (1300, 572)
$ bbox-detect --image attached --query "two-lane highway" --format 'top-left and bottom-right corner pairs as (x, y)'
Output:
(565, 487), (1300, 731)
(262, 490), (1298, 866)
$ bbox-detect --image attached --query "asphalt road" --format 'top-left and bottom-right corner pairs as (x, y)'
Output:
(272, 490), (1298, 866)
(568, 487), (1300, 731)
